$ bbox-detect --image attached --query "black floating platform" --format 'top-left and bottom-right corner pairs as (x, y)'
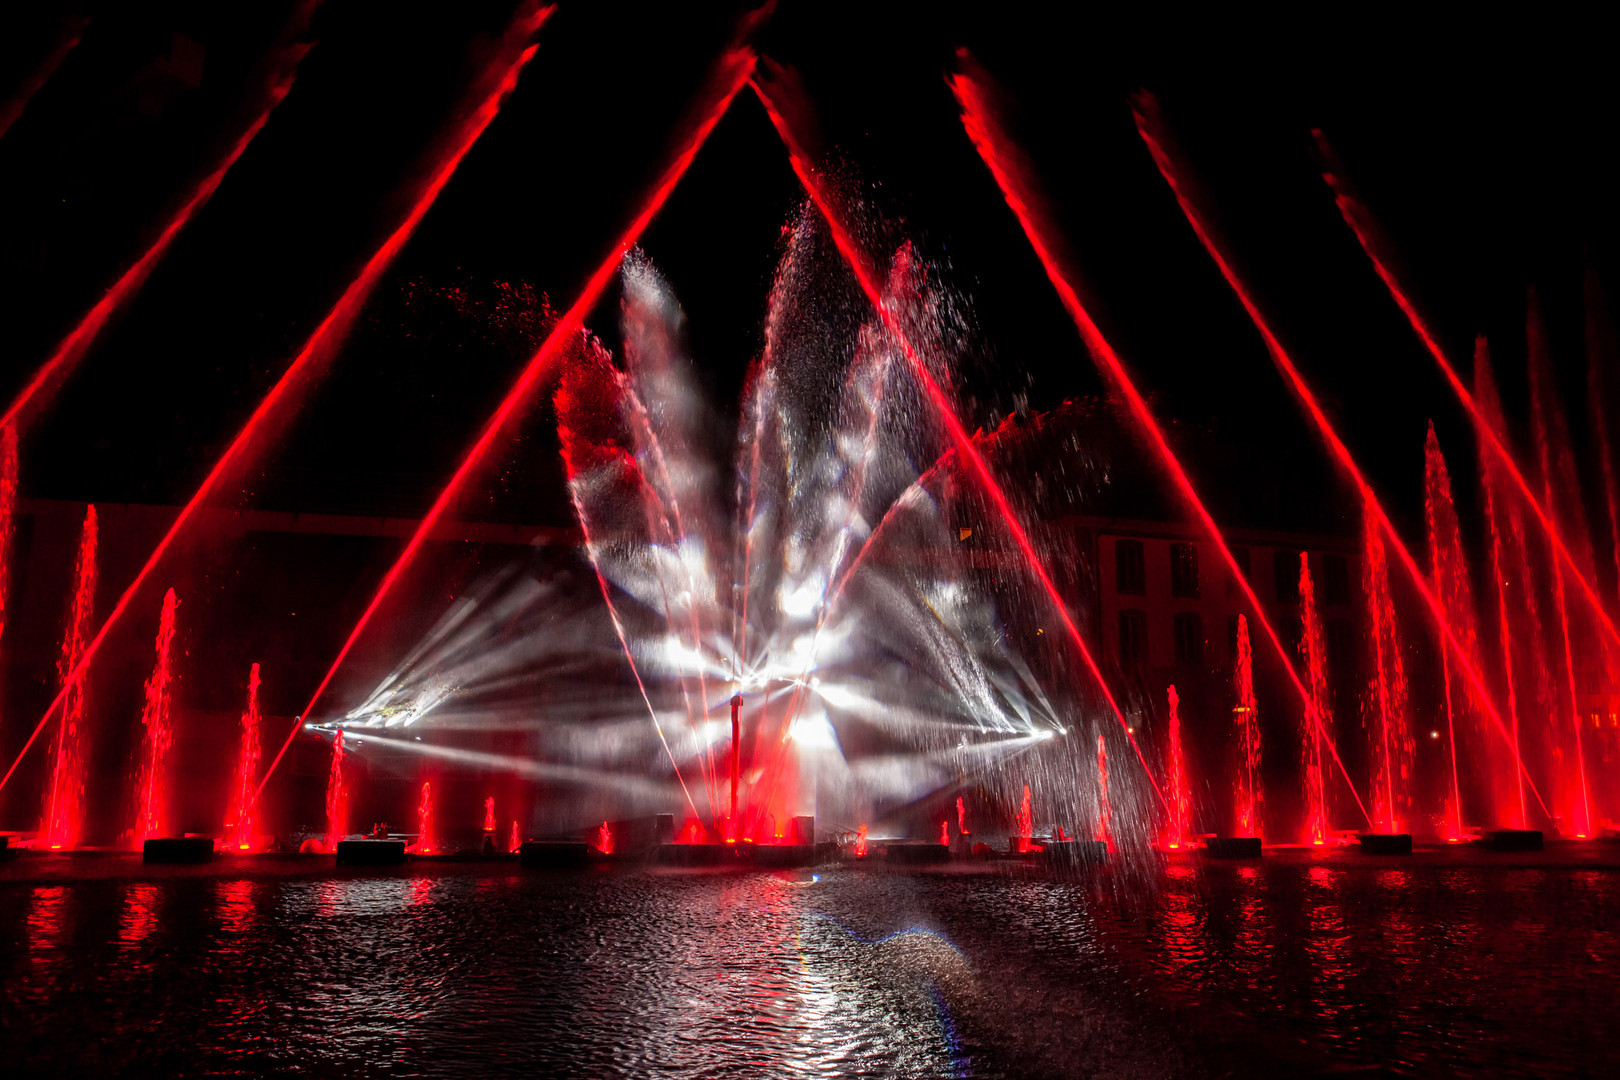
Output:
(1205, 836), (1263, 859)
(519, 841), (592, 868)
(142, 836), (216, 864)
(335, 839), (407, 866)
(657, 842), (741, 866)
(1357, 833), (1413, 855)
(753, 843), (820, 868)
(1484, 829), (1543, 852)
(885, 841), (951, 864)
(1043, 839), (1107, 864)
(0, 834), (13, 861)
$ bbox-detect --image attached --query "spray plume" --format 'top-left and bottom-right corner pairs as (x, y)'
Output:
(753, 62), (1166, 810)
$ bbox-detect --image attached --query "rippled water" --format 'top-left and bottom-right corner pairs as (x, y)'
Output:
(2, 848), (1615, 1078)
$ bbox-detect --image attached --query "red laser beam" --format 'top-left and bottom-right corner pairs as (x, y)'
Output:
(0, 13), (90, 143)
(1314, 131), (1620, 661)
(0, 7), (551, 799)
(750, 65), (1167, 810)
(949, 56), (1372, 824)
(0, 18), (313, 435)
(245, 28), (766, 816)
(1133, 93), (1550, 817)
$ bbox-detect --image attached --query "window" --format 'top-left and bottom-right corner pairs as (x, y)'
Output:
(1274, 549), (1301, 605)
(1118, 609), (1147, 666)
(1173, 612), (1204, 666)
(1322, 553), (1351, 607)
(1170, 543), (1200, 598)
(1115, 539), (1145, 596)
(1227, 545), (1251, 599)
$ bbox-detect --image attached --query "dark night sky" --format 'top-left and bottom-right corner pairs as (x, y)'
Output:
(0, 2), (1615, 542)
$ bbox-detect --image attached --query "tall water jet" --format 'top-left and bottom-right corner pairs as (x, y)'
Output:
(483, 796), (496, 835)
(324, 732), (347, 852)
(1233, 614), (1261, 838)
(133, 588), (179, 842)
(1299, 555), (1330, 846)
(1015, 785), (1033, 853)
(1362, 503), (1413, 834)
(43, 506), (97, 850)
(417, 782), (436, 855)
(1475, 347), (1532, 828)
(1527, 296), (1595, 838)
(598, 821), (614, 855)
(1095, 735), (1112, 849)
(1425, 425), (1477, 841)
(224, 663), (261, 851)
(509, 819), (520, 854)
(957, 795), (969, 838)
(1165, 685), (1191, 850)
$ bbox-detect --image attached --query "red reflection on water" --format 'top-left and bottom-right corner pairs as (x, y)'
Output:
(28, 885), (68, 951)
(1304, 865), (1351, 1022)
(120, 883), (159, 947)
(217, 879), (254, 938)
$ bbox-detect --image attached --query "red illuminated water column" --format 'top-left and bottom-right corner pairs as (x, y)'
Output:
(730, 693), (742, 840)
